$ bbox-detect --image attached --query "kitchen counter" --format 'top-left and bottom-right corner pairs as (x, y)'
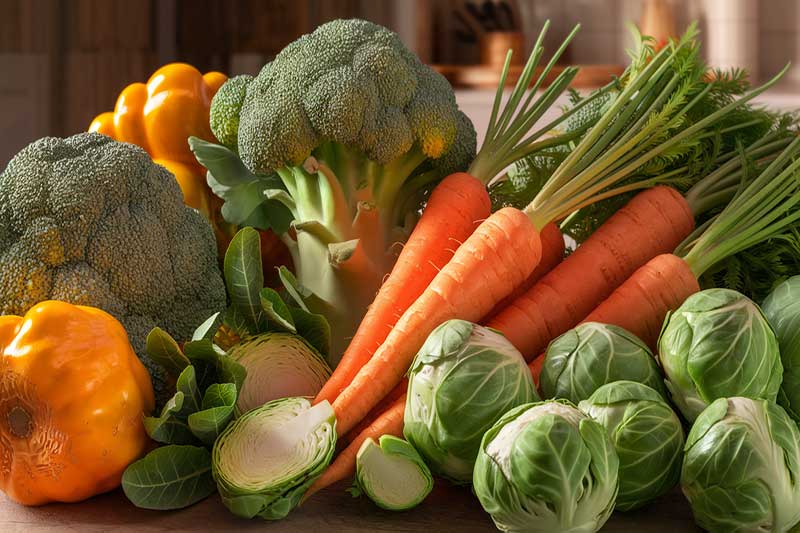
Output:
(0, 481), (701, 532)
(457, 80), (800, 147)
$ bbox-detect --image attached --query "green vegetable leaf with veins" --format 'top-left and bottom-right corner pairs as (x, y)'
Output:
(143, 392), (195, 445)
(224, 227), (268, 335)
(122, 445), (216, 510)
(146, 327), (190, 379)
(188, 383), (238, 446)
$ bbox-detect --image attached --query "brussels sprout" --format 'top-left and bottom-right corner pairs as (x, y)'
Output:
(228, 333), (331, 414)
(578, 381), (684, 511)
(351, 436), (433, 511)
(404, 320), (538, 483)
(682, 397), (800, 533)
(659, 289), (782, 422)
(212, 397), (336, 520)
(473, 400), (619, 533)
(762, 276), (800, 422)
(540, 322), (666, 403)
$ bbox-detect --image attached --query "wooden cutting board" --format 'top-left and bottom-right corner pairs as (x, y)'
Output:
(432, 64), (624, 89)
(0, 481), (701, 532)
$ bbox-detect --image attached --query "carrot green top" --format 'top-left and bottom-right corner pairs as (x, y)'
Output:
(677, 136), (800, 278)
(521, 25), (789, 231)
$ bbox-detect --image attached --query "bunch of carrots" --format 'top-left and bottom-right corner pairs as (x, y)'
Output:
(303, 24), (794, 496)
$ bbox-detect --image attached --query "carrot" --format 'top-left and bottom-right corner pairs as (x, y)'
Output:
(304, 394), (406, 501)
(333, 207), (542, 436)
(529, 136), (800, 383)
(583, 253), (700, 347)
(340, 379), (408, 447)
(484, 221), (564, 321)
(314, 175), (490, 406)
(487, 186), (695, 359)
(314, 23), (589, 406)
(328, 33), (783, 438)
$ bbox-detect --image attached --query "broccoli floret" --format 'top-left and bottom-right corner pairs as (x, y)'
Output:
(197, 19), (475, 361)
(0, 133), (227, 401)
(210, 19), (470, 171)
(210, 74), (253, 152)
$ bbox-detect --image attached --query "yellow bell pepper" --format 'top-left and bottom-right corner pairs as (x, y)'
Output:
(0, 301), (155, 506)
(88, 63), (226, 216)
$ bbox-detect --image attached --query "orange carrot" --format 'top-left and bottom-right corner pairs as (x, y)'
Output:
(583, 253), (700, 348)
(528, 254), (699, 385)
(315, 23), (586, 406)
(305, 393), (406, 500)
(487, 186), (695, 360)
(341, 379), (408, 447)
(529, 137), (800, 383)
(332, 208), (542, 436)
(484, 221), (564, 321)
(314, 174), (490, 406)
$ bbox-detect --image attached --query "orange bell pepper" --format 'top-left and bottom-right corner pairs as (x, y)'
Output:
(89, 63), (225, 214)
(0, 301), (155, 506)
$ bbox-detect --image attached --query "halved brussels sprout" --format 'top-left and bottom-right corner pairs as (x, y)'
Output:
(659, 289), (782, 422)
(352, 435), (433, 511)
(540, 322), (666, 403)
(212, 397), (336, 520)
(578, 380), (684, 511)
(228, 333), (331, 414)
(473, 400), (618, 533)
(762, 276), (800, 422)
(404, 320), (538, 483)
(682, 397), (800, 533)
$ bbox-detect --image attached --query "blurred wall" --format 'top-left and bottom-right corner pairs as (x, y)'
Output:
(0, 0), (793, 167)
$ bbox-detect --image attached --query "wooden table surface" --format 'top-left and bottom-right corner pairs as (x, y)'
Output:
(0, 481), (701, 532)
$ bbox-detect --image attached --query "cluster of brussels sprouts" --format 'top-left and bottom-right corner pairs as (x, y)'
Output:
(388, 278), (800, 533)
(182, 276), (800, 530)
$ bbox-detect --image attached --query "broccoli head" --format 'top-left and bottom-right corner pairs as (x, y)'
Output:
(0, 133), (227, 400)
(195, 19), (475, 362)
(209, 18), (472, 173)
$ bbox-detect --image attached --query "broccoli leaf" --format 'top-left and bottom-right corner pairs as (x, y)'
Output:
(190, 137), (293, 233)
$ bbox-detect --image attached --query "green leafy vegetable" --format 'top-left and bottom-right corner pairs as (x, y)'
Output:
(229, 333), (331, 415)
(213, 397), (337, 520)
(351, 436), (433, 511)
(762, 275), (800, 422)
(659, 288), (782, 422)
(578, 381), (684, 511)
(122, 445), (216, 511)
(540, 322), (666, 403)
(473, 400), (618, 532)
(403, 320), (538, 483)
(187, 383), (238, 446)
(682, 397), (800, 533)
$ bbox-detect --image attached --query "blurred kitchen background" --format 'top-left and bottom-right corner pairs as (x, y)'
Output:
(1, 0), (798, 166)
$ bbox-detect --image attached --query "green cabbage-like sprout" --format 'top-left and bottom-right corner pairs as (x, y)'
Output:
(403, 320), (538, 483)
(578, 380), (684, 511)
(659, 288), (782, 422)
(473, 400), (618, 533)
(351, 435), (433, 511)
(762, 275), (800, 422)
(682, 397), (800, 532)
(541, 322), (666, 403)
(212, 397), (336, 520)
(229, 333), (331, 415)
